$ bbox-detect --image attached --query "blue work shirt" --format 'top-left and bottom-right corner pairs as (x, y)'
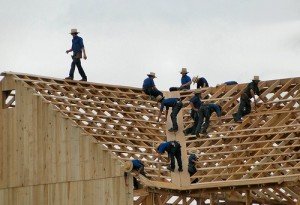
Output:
(160, 98), (179, 111)
(188, 154), (197, 166)
(142, 77), (155, 89)
(196, 77), (209, 89)
(157, 141), (171, 154)
(207, 104), (222, 117)
(72, 35), (84, 54)
(224, 81), (238, 85)
(181, 75), (191, 85)
(132, 159), (144, 171)
(190, 95), (202, 109)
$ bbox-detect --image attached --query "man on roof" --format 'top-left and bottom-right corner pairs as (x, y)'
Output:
(155, 141), (183, 172)
(65, 29), (88, 81)
(192, 76), (209, 89)
(195, 103), (222, 137)
(124, 159), (146, 190)
(169, 68), (192, 91)
(183, 90), (202, 136)
(142, 72), (163, 99)
(156, 95), (183, 132)
(233, 76), (268, 123)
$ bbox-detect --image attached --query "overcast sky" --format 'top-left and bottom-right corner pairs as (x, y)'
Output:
(1, 0), (300, 90)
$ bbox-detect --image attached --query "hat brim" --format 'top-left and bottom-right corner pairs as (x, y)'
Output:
(180, 72), (189, 74)
(147, 74), (156, 78)
(70, 32), (79, 34)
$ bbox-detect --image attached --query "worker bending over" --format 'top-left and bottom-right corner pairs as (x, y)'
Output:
(195, 103), (222, 137)
(157, 96), (183, 132)
(192, 76), (209, 89)
(155, 141), (183, 172)
(124, 159), (146, 190)
(188, 149), (199, 183)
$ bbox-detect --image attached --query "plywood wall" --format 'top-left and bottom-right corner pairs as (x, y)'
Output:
(0, 80), (132, 205)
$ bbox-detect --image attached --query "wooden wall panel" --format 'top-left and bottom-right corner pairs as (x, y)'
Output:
(0, 178), (129, 205)
(0, 80), (132, 205)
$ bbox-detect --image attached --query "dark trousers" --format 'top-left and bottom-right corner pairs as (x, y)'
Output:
(184, 109), (199, 135)
(170, 101), (183, 129)
(133, 168), (146, 189)
(168, 141), (182, 170)
(195, 106), (211, 134)
(188, 165), (199, 183)
(233, 95), (251, 121)
(169, 85), (190, 92)
(143, 87), (163, 98)
(69, 57), (87, 79)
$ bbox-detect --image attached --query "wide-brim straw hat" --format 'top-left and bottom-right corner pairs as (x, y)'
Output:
(194, 89), (201, 94)
(189, 149), (199, 155)
(156, 95), (164, 102)
(147, 72), (156, 78)
(180, 68), (188, 74)
(123, 161), (133, 172)
(252, 76), (260, 81)
(70, 29), (79, 34)
(192, 76), (199, 84)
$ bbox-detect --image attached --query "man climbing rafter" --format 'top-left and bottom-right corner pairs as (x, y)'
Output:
(233, 76), (268, 123)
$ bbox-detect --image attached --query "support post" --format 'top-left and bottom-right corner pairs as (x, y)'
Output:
(246, 190), (252, 205)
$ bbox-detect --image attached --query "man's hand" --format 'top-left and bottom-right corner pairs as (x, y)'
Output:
(66, 50), (70, 54)
(83, 55), (87, 60)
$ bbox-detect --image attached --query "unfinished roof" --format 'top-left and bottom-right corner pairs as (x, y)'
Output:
(1, 71), (300, 204)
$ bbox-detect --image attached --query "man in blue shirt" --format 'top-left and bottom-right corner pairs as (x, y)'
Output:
(65, 29), (88, 81)
(157, 96), (183, 132)
(233, 76), (268, 123)
(142, 72), (163, 98)
(155, 141), (183, 172)
(195, 103), (222, 137)
(188, 149), (199, 183)
(192, 76), (209, 89)
(124, 159), (145, 189)
(183, 90), (202, 136)
(169, 68), (192, 91)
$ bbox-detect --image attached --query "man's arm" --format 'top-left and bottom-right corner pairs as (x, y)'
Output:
(157, 110), (162, 122)
(165, 109), (168, 119)
(180, 81), (192, 88)
(82, 47), (87, 60)
(66, 48), (72, 54)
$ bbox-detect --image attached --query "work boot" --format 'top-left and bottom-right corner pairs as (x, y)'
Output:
(65, 76), (73, 80)
(167, 165), (174, 172)
(168, 127), (178, 132)
(80, 78), (87, 82)
(178, 168), (183, 172)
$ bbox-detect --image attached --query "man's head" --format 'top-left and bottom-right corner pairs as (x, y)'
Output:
(123, 161), (133, 172)
(147, 72), (156, 79)
(180, 68), (188, 76)
(252, 76), (260, 83)
(192, 76), (198, 84)
(70, 29), (79, 36)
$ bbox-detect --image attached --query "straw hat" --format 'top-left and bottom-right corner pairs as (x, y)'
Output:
(123, 161), (133, 172)
(194, 89), (201, 94)
(192, 76), (198, 84)
(155, 95), (164, 102)
(180, 68), (188, 74)
(147, 72), (156, 78)
(189, 149), (199, 155)
(70, 29), (79, 34)
(253, 76), (260, 81)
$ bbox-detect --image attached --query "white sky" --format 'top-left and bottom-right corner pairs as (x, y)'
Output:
(1, 0), (300, 90)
